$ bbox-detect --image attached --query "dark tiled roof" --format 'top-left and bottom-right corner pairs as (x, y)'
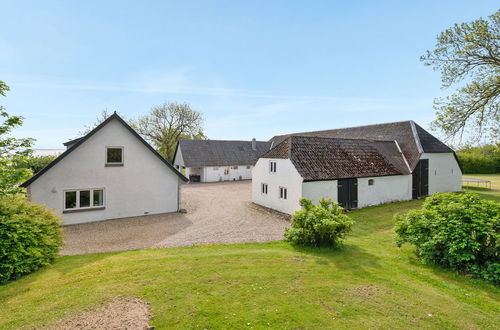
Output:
(414, 123), (454, 153)
(262, 136), (411, 181)
(269, 121), (453, 170)
(177, 139), (272, 167)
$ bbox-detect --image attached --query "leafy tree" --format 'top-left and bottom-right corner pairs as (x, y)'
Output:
(14, 154), (57, 175)
(456, 143), (500, 173)
(0, 81), (34, 195)
(421, 10), (499, 142)
(133, 102), (206, 161)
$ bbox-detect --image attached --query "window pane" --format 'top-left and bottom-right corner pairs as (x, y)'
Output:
(93, 190), (104, 207)
(65, 191), (77, 209)
(80, 190), (91, 207)
(107, 148), (123, 163)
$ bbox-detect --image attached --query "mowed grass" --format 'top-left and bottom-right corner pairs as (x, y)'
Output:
(0, 192), (499, 328)
(463, 173), (500, 202)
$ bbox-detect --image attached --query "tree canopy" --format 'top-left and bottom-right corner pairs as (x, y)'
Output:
(133, 102), (206, 161)
(421, 10), (499, 143)
(0, 81), (34, 194)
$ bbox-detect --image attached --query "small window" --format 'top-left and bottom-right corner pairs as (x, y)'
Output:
(269, 161), (277, 173)
(279, 187), (287, 199)
(64, 189), (105, 211)
(246, 165), (251, 169)
(261, 183), (268, 194)
(213, 167), (219, 171)
(65, 191), (77, 209)
(368, 179), (374, 186)
(106, 147), (123, 165)
(232, 166), (238, 170)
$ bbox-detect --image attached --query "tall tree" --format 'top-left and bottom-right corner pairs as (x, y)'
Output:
(133, 102), (205, 161)
(421, 10), (499, 142)
(0, 81), (34, 195)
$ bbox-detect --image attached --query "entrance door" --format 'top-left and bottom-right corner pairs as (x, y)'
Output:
(412, 159), (429, 199)
(337, 178), (358, 210)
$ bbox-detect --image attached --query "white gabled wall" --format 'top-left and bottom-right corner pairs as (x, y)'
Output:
(421, 153), (462, 194)
(28, 119), (182, 225)
(252, 158), (303, 214)
(357, 175), (412, 207)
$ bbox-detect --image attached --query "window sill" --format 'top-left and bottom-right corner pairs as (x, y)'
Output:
(105, 163), (124, 167)
(63, 207), (105, 214)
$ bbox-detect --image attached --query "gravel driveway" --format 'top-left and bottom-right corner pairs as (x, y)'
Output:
(61, 181), (290, 255)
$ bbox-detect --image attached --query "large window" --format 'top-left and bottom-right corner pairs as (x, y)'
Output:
(279, 187), (287, 200)
(64, 189), (105, 211)
(106, 147), (123, 165)
(269, 161), (277, 173)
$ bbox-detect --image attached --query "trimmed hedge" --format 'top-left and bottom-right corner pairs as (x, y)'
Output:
(0, 195), (62, 284)
(395, 192), (499, 284)
(285, 198), (354, 247)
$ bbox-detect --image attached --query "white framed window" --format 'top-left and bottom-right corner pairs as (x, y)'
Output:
(232, 166), (238, 170)
(261, 183), (268, 194)
(64, 188), (105, 211)
(269, 161), (277, 173)
(246, 165), (251, 169)
(213, 167), (219, 170)
(279, 187), (287, 199)
(106, 146), (123, 165)
(368, 179), (374, 186)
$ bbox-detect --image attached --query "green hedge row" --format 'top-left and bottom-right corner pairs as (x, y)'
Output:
(0, 195), (62, 284)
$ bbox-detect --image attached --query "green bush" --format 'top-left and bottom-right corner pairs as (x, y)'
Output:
(14, 154), (57, 175)
(0, 195), (62, 284)
(395, 192), (499, 283)
(284, 198), (354, 247)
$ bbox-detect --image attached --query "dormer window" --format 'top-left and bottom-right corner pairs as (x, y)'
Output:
(106, 147), (123, 166)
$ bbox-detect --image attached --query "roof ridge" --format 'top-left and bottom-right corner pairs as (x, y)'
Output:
(271, 120), (413, 139)
(290, 135), (398, 143)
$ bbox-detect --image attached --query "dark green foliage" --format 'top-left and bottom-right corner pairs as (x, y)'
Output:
(395, 192), (499, 283)
(456, 144), (500, 173)
(284, 198), (354, 247)
(14, 154), (57, 174)
(0, 195), (62, 284)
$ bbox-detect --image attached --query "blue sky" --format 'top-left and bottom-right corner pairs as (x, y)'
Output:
(1, 1), (498, 148)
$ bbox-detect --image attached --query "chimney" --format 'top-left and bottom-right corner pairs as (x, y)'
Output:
(251, 138), (256, 151)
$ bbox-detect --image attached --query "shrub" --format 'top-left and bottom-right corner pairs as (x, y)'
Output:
(456, 144), (500, 174)
(395, 192), (499, 283)
(284, 198), (354, 247)
(0, 194), (62, 284)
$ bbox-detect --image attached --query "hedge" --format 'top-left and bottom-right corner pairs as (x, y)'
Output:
(0, 194), (62, 284)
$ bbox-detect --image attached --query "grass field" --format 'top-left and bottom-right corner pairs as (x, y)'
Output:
(462, 173), (500, 202)
(0, 179), (499, 329)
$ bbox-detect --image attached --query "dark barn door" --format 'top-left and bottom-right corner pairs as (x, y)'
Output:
(337, 178), (358, 210)
(412, 159), (429, 199)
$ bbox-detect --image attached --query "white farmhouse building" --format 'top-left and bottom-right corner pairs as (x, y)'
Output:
(173, 139), (271, 182)
(20, 113), (188, 225)
(252, 121), (462, 214)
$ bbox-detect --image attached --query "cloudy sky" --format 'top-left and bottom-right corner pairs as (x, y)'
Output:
(1, 0), (498, 148)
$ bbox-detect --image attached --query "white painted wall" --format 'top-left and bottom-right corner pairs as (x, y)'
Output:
(302, 180), (338, 204)
(357, 175), (412, 207)
(252, 158), (303, 214)
(421, 153), (462, 194)
(28, 118), (183, 225)
(202, 165), (253, 182)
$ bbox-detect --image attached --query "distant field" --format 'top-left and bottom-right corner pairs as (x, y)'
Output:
(0, 194), (498, 329)
(462, 173), (500, 202)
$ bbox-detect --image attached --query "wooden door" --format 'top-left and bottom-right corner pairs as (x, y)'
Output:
(338, 178), (358, 210)
(412, 159), (429, 199)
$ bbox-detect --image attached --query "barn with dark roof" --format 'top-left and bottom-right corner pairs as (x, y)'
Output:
(173, 138), (272, 182)
(253, 120), (462, 214)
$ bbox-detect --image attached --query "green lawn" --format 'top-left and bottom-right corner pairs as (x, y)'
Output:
(463, 173), (500, 202)
(0, 191), (499, 329)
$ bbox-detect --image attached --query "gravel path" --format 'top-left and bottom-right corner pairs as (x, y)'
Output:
(61, 181), (290, 255)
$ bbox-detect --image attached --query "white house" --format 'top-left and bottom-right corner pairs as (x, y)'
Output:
(252, 121), (462, 214)
(20, 113), (188, 225)
(173, 139), (271, 182)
